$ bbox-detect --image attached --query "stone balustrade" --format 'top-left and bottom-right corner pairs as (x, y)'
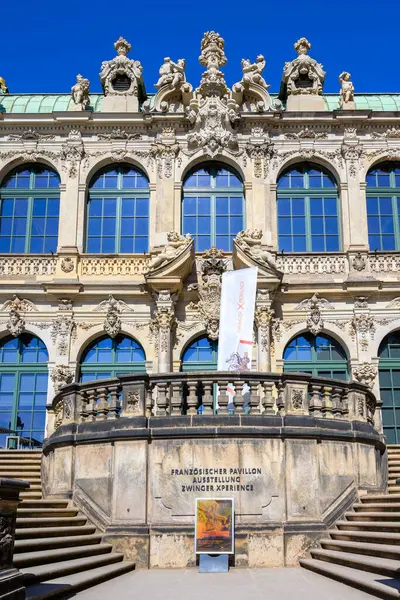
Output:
(50, 371), (376, 433)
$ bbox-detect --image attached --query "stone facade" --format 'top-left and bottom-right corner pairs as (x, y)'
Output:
(0, 31), (397, 567)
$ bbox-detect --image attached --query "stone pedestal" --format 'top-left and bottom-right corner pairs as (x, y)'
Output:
(286, 95), (325, 111)
(0, 478), (30, 600)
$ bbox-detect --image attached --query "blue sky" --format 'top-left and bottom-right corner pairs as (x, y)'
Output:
(1, 0), (399, 95)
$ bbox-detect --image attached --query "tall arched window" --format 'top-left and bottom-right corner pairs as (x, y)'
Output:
(0, 334), (48, 448)
(366, 162), (400, 251)
(0, 164), (60, 253)
(182, 164), (244, 252)
(181, 336), (218, 371)
(277, 163), (340, 252)
(378, 331), (400, 443)
(283, 333), (348, 379)
(80, 335), (146, 382)
(86, 164), (149, 254)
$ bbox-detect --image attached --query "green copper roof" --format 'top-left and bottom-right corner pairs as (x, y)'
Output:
(0, 94), (104, 113)
(1, 92), (400, 114)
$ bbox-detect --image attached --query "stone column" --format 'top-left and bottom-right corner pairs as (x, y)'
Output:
(342, 138), (368, 252)
(254, 292), (274, 372)
(152, 291), (176, 373)
(0, 478), (30, 600)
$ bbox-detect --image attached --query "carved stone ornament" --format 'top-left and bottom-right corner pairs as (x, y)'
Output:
(354, 296), (369, 309)
(125, 390), (140, 413)
(282, 37), (326, 96)
(60, 257), (75, 273)
(51, 364), (74, 392)
(350, 314), (376, 350)
(146, 231), (192, 273)
(51, 315), (77, 355)
(189, 247), (227, 340)
(150, 306), (176, 353)
(0, 76), (9, 94)
(99, 37), (143, 98)
(295, 292), (334, 336)
(339, 71), (355, 108)
(254, 306), (274, 352)
(103, 296), (122, 338)
(352, 252), (366, 271)
(371, 127), (400, 139)
(291, 389), (304, 410)
(60, 141), (85, 178)
(353, 362), (378, 389)
(284, 128), (327, 140)
(235, 230), (279, 272)
(341, 140), (363, 177)
(245, 138), (275, 178)
(0, 513), (14, 567)
(150, 141), (180, 179)
(7, 309), (25, 337)
(2, 294), (36, 337)
(71, 74), (90, 110)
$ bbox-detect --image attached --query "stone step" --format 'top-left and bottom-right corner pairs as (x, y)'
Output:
(0, 471), (41, 479)
(17, 508), (79, 518)
(19, 500), (69, 509)
(0, 463), (41, 470)
(320, 538), (400, 560)
(16, 516), (87, 528)
(360, 494), (400, 503)
(310, 548), (400, 577)
(14, 542), (112, 569)
(21, 552), (125, 585)
(0, 450), (42, 456)
(24, 560), (134, 600)
(14, 533), (104, 553)
(300, 558), (400, 599)
(345, 511), (400, 521)
(337, 520), (400, 532)
(354, 502), (400, 512)
(328, 529), (400, 544)
(388, 487), (400, 494)
(20, 492), (42, 500)
(16, 525), (97, 539)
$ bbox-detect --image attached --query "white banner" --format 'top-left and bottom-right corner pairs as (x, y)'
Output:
(218, 267), (258, 373)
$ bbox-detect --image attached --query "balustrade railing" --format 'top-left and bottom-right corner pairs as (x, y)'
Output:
(50, 371), (377, 434)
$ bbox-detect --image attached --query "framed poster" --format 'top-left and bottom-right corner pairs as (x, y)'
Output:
(195, 498), (234, 554)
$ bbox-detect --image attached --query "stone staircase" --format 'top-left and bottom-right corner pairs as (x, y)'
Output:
(301, 444), (400, 599)
(0, 450), (134, 599)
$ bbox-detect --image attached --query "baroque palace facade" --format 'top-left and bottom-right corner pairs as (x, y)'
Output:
(0, 31), (399, 449)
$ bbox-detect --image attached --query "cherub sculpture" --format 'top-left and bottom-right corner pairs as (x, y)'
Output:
(155, 57), (187, 90)
(0, 77), (8, 94)
(235, 229), (277, 269)
(241, 55), (269, 88)
(147, 231), (192, 271)
(339, 72), (355, 108)
(71, 74), (90, 109)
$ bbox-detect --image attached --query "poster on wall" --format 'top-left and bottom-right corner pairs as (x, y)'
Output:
(195, 498), (234, 554)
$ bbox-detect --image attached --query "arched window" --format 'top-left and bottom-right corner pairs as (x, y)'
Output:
(0, 334), (48, 448)
(86, 164), (149, 254)
(181, 336), (218, 371)
(80, 335), (146, 382)
(378, 331), (400, 443)
(277, 163), (340, 253)
(182, 164), (244, 252)
(283, 333), (348, 379)
(0, 164), (60, 253)
(366, 162), (400, 251)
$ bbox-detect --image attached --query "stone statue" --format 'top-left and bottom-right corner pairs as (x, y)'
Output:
(147, 231), (192, 272)
(241, 55), (269, 88)
(339, 72), (355, 108)
(71, 74), (90, 109)
(155, 57), (187, 89)
(0, 77), (8, 94)
(235, 229), (277, 269)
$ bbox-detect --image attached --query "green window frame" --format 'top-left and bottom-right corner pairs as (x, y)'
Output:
(378, 331), (400, 444)
(283, 333), (349, 380)
(85, 164), (149, 254)
(80, 335), (146, 382)
(182, 164), (245, 252)
(0, 164), (60, 254)
(366, 162), (400, 251)
(277, 163), (341, 253)
(181, 336), (218, 372)
(0, 334), (48, 449)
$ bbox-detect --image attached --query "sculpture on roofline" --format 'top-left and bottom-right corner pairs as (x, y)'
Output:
(155, 57), (187, 90)
(71, 74), (90, 110)
(339, 71), (355, 108)
(241, 55), (269, 89)
(0, 77), (8, 94)
(282, 37), (325, 96)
